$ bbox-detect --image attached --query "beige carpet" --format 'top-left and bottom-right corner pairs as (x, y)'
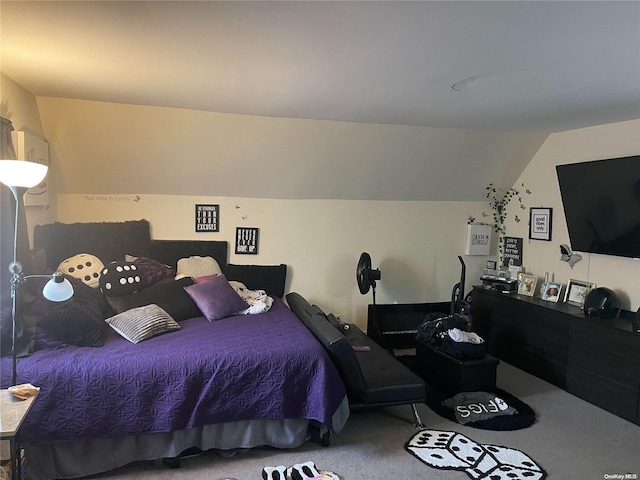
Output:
(87, 362), (639, 480)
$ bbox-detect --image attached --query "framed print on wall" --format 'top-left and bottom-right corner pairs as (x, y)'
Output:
(195, 204), (219, 232)
(235, 227), (259, 255)
(529, 207), (553, 241)
(564, 279), (596, 308)
(465, 224), (492, 255)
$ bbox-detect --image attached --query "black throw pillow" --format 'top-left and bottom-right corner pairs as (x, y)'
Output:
(37, 277), (112, 348)
(107, 277), (202, 321)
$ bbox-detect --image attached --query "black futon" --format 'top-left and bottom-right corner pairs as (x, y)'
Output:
(286, 292), (426, 427)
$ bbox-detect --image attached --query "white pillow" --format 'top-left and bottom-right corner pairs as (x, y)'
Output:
(57, 253), (104, 288)
(175, 255), (222, 280)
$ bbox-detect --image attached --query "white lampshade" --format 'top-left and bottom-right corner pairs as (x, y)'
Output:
(42, 273), (74, 302)
(0, 159), (48, 188)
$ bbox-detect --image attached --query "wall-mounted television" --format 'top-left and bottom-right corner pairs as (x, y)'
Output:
(556, 155), (640, 260)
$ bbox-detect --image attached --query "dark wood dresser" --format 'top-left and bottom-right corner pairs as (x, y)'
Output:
(471, 286), (640, 425)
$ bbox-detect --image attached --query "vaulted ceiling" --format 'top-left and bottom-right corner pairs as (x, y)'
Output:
(1, 1), (639, 201)
(3, 1), (639, 133)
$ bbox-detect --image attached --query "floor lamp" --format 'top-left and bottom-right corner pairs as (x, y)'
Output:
(0, 160), (74, 386)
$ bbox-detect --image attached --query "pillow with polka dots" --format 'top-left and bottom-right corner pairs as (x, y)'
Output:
(99, 261), (144, 297)
(57, 253), (104, 288)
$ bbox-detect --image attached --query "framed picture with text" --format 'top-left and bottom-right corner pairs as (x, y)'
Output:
(529, 207), (553, 241)
(235, 227), (259, 255)
(195, 204), (219, 232)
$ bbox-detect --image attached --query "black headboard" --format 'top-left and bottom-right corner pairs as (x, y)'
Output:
(149, 240), (228, 272)
(33, 219), (228, 271)
(32, 219), (290, 297)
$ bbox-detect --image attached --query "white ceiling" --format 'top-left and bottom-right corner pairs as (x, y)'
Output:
(2, 0), (639, 134)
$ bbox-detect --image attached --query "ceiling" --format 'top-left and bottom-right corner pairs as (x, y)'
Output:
(2, 0), (639, 134)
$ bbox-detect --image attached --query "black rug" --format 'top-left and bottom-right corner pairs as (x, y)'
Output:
(406, 429), (547, 480)
(425, 385), (536, 430)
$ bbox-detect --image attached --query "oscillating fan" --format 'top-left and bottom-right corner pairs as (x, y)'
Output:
(356, 252), (381, 305)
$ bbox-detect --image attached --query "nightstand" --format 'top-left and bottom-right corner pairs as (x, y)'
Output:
(1, 389), (38, 480)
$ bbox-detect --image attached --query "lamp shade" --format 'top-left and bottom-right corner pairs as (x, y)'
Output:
(42, 273), (74, 302)
(0, 160), (48, 188)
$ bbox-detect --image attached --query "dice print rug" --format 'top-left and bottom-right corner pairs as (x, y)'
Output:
(405, 429), (547, 480)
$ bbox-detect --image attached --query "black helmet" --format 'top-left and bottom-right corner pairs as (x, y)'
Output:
(584, 287), (621, 319)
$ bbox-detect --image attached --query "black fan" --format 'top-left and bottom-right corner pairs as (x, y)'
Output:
(356, 252), (381, 304)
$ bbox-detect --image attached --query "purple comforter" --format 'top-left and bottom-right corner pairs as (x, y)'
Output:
(1, 298), (346, 444)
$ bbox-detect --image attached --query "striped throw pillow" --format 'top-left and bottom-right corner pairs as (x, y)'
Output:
(106, 304), (180, 343)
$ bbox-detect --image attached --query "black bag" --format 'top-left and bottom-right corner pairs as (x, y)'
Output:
(439, 336), (486, 360)
(417, 312), (468, 347)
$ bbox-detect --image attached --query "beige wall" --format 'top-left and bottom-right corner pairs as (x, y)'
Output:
(3, 74), (639, 327)
(56, 193), (487, 329)
(469, 119), (640, 312)
(34, 96), (546, 202)
(0, 73), (56, 233)
(55, 119), (640, 323)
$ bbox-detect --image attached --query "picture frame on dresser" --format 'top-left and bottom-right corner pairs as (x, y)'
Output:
(542, 282), (562, 302)
(518, 274), (537, 296)
(564, 279), (595, 308)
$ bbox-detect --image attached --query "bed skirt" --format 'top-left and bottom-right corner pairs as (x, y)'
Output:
(27, 397), (349, 480)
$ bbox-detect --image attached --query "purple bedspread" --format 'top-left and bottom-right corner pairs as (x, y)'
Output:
(0, 298), (346, 444)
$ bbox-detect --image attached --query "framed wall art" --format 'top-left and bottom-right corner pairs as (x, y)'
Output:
(503, 236), (523, 267)
(564, 279), (596, 308)
(529, 207), (553, 241)
(465, 224), (492, 255)
(235, 227), (259, 255)
(195, 204), (219, 232)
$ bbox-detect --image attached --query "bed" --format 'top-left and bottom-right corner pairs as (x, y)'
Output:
(0, 220), (349, 480)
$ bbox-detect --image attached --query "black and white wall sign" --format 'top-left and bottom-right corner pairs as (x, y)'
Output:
(503, 236), (523, 266)
(195, 204), (219, 232)
(236, 227), (259, 255)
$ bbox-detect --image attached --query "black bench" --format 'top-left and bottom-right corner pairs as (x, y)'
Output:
(286, 292), (426, 428)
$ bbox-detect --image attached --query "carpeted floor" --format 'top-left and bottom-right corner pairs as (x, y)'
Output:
(85, 361), (639, 480)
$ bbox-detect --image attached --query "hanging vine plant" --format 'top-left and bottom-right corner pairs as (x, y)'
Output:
(482, 183), (528, 259)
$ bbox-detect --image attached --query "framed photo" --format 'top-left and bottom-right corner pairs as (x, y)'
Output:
(529, 207), (553, 241)
(518, 274), (537, 296)
(564, 279), (596, 308)
(195, 204), (219, 232)
(542, 282), (562, 302)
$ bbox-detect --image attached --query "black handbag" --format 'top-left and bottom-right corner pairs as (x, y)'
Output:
(416, 312), (468, 347)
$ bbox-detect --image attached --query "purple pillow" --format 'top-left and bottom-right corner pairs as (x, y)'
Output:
(183, 274), (248, 322)
(126, 255), (174, 286)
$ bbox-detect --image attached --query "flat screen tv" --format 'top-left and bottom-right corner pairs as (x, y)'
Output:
(556, 155), (640, 260)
